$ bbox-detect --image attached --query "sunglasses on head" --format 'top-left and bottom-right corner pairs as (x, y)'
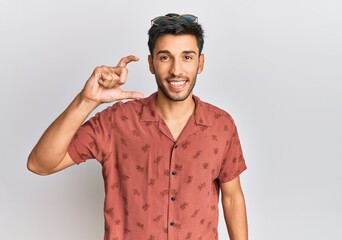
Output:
(151, 14), (198, 27)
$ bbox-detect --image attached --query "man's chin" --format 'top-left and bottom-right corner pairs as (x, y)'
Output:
(157, 80), (195, 102)
(164, 91), (193, 102)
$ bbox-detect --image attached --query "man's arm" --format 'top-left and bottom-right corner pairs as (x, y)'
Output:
(221, 176), (248, 240)
(27, 55), (144, 175)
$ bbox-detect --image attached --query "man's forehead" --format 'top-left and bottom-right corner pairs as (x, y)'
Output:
(154, 34), (199, 54)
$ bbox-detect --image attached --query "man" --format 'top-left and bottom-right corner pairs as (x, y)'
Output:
(28, 13), (248, 240)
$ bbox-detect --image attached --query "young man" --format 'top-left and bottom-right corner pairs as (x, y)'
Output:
(28, 13), (248, 240)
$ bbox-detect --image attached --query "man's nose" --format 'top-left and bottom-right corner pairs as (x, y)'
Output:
(169, 59), (183, 77)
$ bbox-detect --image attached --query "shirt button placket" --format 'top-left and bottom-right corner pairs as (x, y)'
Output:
(168, 143), (178, 238)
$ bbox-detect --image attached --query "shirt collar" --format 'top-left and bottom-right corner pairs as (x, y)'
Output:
(140, 92), (159, 122)
(193, 95), (213, 127)
(140, 92), (213, 127)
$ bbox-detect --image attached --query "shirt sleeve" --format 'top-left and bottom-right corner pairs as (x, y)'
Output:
(68, 105), (113, 165)
(218, 122), (247, 183)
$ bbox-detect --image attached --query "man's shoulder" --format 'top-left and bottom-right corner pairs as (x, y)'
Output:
(102, 94), (153, 119)
(196, 97), (235, 125)
(113, 98), (146, 110)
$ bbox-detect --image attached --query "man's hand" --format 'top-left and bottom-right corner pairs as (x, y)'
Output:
(27, 55), (145, 175)
(80, 55), (144, 106)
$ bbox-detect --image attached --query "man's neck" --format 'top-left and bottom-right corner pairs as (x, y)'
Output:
(155, 91), (195, 124)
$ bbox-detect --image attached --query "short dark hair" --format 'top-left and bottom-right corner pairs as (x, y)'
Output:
(148, 13), (204, 56)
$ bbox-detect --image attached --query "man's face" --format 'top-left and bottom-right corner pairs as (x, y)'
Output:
(148, 34), (204, 102)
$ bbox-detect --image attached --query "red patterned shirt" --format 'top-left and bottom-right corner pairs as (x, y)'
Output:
(68, 92), (247, 240)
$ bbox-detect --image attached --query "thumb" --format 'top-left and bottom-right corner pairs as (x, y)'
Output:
(117, 91), (145, 101)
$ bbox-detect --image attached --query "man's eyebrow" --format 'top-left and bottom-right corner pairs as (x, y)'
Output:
(156, 50), (170, 55)
(183, 50), (197, 55)
(156, 50), (197, 55)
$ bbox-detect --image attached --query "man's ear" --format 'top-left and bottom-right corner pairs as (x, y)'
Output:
(148, 55), (155, 74)
(197, 54), (204, 74)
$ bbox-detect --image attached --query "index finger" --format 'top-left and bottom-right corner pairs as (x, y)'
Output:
(116, 55), (139, 67)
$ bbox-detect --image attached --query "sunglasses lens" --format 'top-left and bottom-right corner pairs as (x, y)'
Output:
(180, 15), (196, 22)
(153, 17), (167, 25)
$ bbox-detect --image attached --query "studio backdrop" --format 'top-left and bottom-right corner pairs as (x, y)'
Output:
(1, 0), (341, 239)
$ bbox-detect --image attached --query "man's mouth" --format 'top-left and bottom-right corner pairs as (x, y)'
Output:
(169, 81), (187, 87)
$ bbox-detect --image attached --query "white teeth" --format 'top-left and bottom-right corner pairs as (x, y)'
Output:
(170, 81), (186, 86)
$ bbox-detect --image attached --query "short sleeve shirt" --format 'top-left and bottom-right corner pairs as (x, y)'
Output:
(68, 92), (247, 240)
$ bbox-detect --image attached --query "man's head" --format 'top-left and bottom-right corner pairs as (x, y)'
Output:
(147, 13), (205, 102)
(148, 13), (204, 57)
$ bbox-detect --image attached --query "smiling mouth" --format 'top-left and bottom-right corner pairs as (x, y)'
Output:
(169, 81), (187, 87)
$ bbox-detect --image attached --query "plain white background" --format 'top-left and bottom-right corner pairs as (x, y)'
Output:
(1, 0), (341, 239)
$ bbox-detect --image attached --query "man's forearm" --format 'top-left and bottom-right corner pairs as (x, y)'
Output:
(27, 94), (99, 173)
(27, 56), (143, 175)
(222, 192), (248, 240)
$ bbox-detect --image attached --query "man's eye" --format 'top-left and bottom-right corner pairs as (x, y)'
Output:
(160, 56), (169, 61)
(184, 56), (193, 60)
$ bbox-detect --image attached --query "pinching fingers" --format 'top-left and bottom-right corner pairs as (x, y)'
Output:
(97, 67), (120, 88)
(112, 67), (128, 86)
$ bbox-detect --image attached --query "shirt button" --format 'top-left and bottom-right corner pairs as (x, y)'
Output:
(172, 171), (177, 175)
(171, 197), (176, 201)
(170, 222), (175, 226)
(174, 144), (178, 149)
